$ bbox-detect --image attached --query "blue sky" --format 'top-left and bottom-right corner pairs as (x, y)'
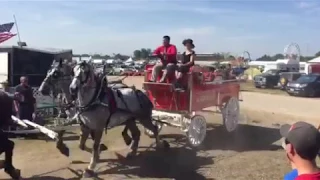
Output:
(1, 0), (320, 58)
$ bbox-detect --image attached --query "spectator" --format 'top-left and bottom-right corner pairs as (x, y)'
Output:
(14, 76), (36, 121)
(280, 121), (320, 180)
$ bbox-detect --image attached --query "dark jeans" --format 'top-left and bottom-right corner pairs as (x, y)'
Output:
(18, 105), (33, 121)
(0, 133), (14, 170)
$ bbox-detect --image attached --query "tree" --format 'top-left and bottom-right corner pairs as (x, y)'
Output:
(133, 48), (153, 59)
(256, 54), (273, 61)
(140, 48), (148, 59)
(271, 53), (284, 61)
(133, 50), (141, 59)
(315, 51), (320, 57)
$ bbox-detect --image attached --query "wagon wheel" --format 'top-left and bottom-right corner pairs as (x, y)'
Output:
(222, 97), (240, 132)
(144, 120), (163, 138)
(218, 97), (230, 112)
(187, 115), (207, 147)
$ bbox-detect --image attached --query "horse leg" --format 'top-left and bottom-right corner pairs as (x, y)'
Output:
(83, 130), (104, 178)
(79, 124), (90, 151)
(125, 118), (140, 158)
(122, 123), (132, 146)
(91, 129), (108, 151)
(139, 117), (169, 149)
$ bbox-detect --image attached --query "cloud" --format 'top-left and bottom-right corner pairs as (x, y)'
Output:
(296, 1), (317, 9)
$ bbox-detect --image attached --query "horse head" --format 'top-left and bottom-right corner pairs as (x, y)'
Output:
(69, 60), (95, 98)
(39, 58), (74, 96)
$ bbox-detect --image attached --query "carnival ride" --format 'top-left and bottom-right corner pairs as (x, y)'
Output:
(143, 64), (242, 147)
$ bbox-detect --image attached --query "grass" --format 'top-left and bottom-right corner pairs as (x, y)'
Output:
(240, 81), (288, 96)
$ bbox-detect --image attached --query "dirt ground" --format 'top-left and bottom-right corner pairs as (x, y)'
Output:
(1, 108), (294, 180)
(1, 76), (318, 180)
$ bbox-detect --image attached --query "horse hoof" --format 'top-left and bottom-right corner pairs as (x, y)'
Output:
(5, 168), (21, 180)
(100, 144), (108, 151)
(82, 168), (95, 178)
(79, 144), (85, 151)
(122, 133), (132, 146)
(57, 142), (70, 157)
(126, 151), (137, 159)
(156, 140), (170, 150)
(162, 140), (170, 149)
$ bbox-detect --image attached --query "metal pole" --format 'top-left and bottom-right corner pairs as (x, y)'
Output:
(13, 15), (22, 45)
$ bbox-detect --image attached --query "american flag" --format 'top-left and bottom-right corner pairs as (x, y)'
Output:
(0, 22), (16, 44)
(0, 22), (14, 33)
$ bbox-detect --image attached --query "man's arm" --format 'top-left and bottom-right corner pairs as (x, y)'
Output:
(153, 46), (165, 63)
(166, 45), (177, 60)
(153, 46), (162, 56)
(13, 86), (21, 113)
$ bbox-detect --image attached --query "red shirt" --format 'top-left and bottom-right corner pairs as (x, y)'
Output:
(296, 172), (320, 180)
(153, 44), (177, 64)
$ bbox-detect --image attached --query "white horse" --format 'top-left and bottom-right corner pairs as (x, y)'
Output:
(42, 59), (169, 177)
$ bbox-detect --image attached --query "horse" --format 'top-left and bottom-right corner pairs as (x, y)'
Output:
(0, 90), (21, 179)
(38, 59), (129, 151)
(69, 60), (169, 177)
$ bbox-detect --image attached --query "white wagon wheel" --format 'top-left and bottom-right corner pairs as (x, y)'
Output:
(222, 96), (240, 132)
(144, 121), (163, 138)
(187, 115), (207, 147)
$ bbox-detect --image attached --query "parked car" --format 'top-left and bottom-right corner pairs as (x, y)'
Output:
(286, 73), (320, 97)
(278, 72), (305, 90)
(253, 69), (288, 88)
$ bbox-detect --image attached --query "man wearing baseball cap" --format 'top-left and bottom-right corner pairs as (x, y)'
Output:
(280, 121), (320, 179)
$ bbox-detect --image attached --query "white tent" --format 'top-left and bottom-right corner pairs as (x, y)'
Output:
(125, 57), (133, 63)
(308, 56), (320, 63)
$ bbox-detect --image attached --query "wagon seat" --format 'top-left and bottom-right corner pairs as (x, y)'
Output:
(144, 64), (190, 87)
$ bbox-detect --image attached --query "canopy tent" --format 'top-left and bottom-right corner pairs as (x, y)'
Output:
(125, 57), (133, 63)
(308, 56), (320, 63)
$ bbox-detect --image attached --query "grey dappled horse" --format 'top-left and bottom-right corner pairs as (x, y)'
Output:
(69, 60), (169, 177)
(39, 59), (135, 151)
(38, 59), (76, 121)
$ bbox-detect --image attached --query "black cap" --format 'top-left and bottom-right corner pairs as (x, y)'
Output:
(280, 121), (320, 159)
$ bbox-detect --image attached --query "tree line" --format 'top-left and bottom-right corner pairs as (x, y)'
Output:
(255, 51), (320, 61)
(74, 50), (320, 62)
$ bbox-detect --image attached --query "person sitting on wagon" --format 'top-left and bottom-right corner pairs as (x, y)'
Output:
(174, 39), (196, 90)
(177, 39), (195, 77)
(150, 35), (178, 83)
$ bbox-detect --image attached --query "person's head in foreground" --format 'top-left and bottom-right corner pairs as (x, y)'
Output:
(280, 121), (320, 179)
(163, 35), (170, 46)
(182, 39), (195, 51)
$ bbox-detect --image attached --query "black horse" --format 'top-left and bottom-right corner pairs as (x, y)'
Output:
(0, 90), (21, 179)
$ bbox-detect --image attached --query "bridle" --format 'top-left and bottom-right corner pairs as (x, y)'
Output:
(44, 66), (74, 109)
(71, 62), (99, 110)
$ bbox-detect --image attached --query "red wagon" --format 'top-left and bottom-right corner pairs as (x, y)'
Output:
(143, 64), (242, 147)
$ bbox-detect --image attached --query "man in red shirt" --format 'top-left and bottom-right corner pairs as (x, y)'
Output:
(150, 35), (177, 83)
(280, 121), (320, 180)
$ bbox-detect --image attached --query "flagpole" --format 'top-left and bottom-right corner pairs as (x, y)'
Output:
(13, 15), (22, 45)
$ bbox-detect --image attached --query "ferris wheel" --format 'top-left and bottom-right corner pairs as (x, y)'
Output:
(238, 51), (251, 66)
(283, 43), (301, 62)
